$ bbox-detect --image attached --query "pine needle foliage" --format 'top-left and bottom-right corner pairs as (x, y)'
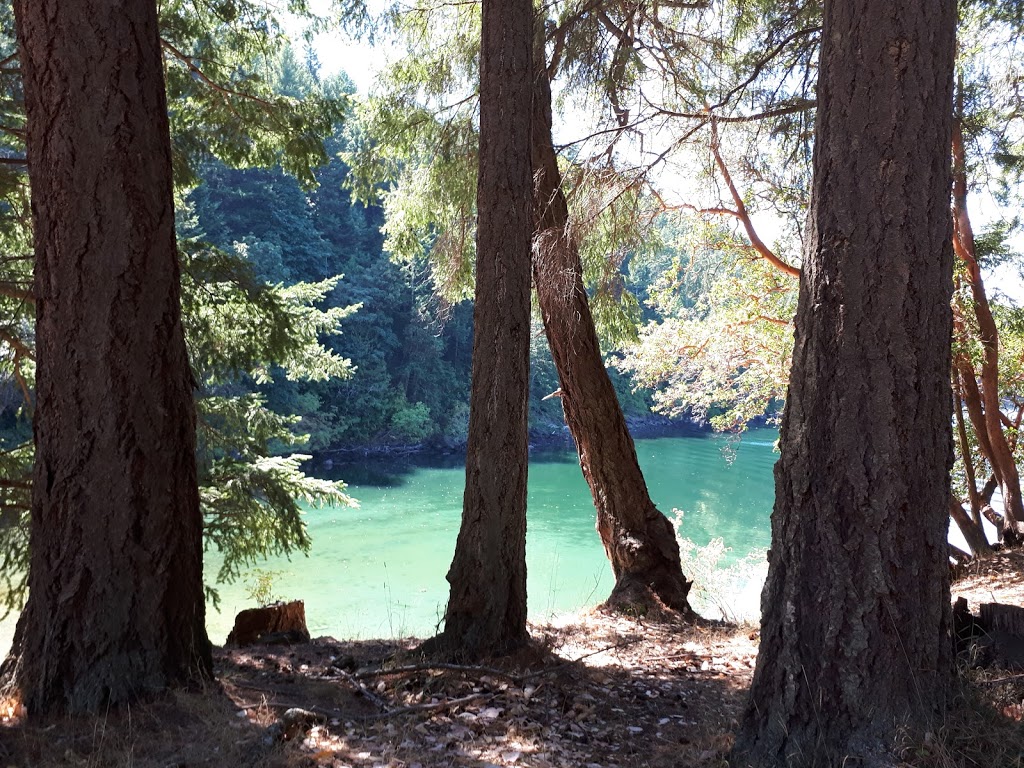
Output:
(0, 0), (360, 613)
(343, 0), (655, 345)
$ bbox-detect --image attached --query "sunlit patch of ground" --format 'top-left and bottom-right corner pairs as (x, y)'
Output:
(5, 566), (1024, 768)
(952, 549), (1024, 613)
(0, 611), (754, 768)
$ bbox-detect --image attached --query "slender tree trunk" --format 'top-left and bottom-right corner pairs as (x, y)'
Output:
(951, 373), (991, 550)
(956, 359), (999, 478)
(951, 110), (1024, 543)
(531, 46), (691, 614)
(953, 375), (985, 528)
(5, 0), (212, 713)
(433, 0), (533, 658)
(731, 1), (956, 764)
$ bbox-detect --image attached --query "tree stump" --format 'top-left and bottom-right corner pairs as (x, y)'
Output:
(226, 600), (310, 646)
(980, 603), (1024, 635)
(953, 601), (1024, 670)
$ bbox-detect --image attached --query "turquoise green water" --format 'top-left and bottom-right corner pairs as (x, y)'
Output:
(203, 428), (778, 641)
(0, 429), (778, 654)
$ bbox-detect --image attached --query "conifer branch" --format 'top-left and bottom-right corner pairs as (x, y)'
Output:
(160, 38), (279, 113)
(647, 98), (816, 124)
(709, 25), (820, 112)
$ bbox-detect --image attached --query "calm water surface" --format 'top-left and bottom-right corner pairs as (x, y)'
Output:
(0, 429), (777, 654)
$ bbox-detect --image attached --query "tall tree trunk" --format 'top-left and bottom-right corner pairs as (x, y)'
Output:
(5, 0), (212, 713)
(432, 0), (533, 658)
(731, 1), (956, 763)
(531, 47), (691, 614)
(951, 106), (1024, 543)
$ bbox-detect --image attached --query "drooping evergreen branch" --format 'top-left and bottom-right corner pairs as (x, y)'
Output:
(160, 38), (279, 113)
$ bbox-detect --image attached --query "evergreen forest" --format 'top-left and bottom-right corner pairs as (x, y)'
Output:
(2, 0), (1024, 766)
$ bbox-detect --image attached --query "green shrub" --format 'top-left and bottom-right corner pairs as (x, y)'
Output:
(389, 401), (433, 444)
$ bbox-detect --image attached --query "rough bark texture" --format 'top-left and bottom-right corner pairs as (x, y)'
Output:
(6, 0), (212, 713)
(531, 56), (691, 615)
(435, 0), (533, 658)
(731, 1), (956, 764)
(227, 601), (311, 647)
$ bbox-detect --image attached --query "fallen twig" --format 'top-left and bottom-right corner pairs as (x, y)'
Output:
(227, 689), (493, 722)
(369, 692), (494, 718)
(352, 662), (523, 683)
(338, 670), (392, 712)
(979, 673), (1024, 685)
(520, 637), (647, 679)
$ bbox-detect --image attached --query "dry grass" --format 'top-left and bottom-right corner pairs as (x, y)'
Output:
(895, 556), (1024, 768)
(896, 667), (1024, 768)
(1, 685), (294, 767)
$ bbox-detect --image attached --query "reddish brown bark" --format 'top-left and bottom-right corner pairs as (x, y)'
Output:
(433, 0), (533, 658)
(531, 49), (691, 614)
(709, 120), (800, 280)
(226, 601), (311, 646)
(732, 0), (956, 763)
(954, 374), (985, 528)
(5, 0), (212, 713)
(951, 108), (1024, 543)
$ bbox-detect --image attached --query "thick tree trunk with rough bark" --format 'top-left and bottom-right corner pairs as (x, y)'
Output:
(731, 1), (956, 764)
(433, 0), (533, 659)
(531, 55), (691, 614)
(4, 0), (213, 714)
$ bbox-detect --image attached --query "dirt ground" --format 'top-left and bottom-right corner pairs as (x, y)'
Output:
(2, 560), (1024, 768)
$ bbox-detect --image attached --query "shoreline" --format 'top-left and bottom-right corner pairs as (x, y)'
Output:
(308, 415), (720, 469)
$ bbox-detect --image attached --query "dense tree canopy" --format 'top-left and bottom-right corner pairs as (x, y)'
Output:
(0, 1), (1022, 759)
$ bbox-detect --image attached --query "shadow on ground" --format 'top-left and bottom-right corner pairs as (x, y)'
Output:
(0, 613), (754, 768)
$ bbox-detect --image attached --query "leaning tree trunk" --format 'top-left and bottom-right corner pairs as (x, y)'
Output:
(5, 0), (212, 713)
(432, 0), (533, 659)
(951, 110), (1024, 544)
(950, 373), (993, 553)
(531, 50), (691, 614)
(731, 0), (956, 764)
(949, 498), (992, 558)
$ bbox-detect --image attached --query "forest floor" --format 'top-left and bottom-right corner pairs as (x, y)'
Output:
(3, 555), (1024, 768)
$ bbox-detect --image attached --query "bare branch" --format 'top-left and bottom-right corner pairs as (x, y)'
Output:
(0, 328), (33, 360)
(709, 119), (800, 279)
(0, 283), (34, 303)
(653, 99), (816, 124)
